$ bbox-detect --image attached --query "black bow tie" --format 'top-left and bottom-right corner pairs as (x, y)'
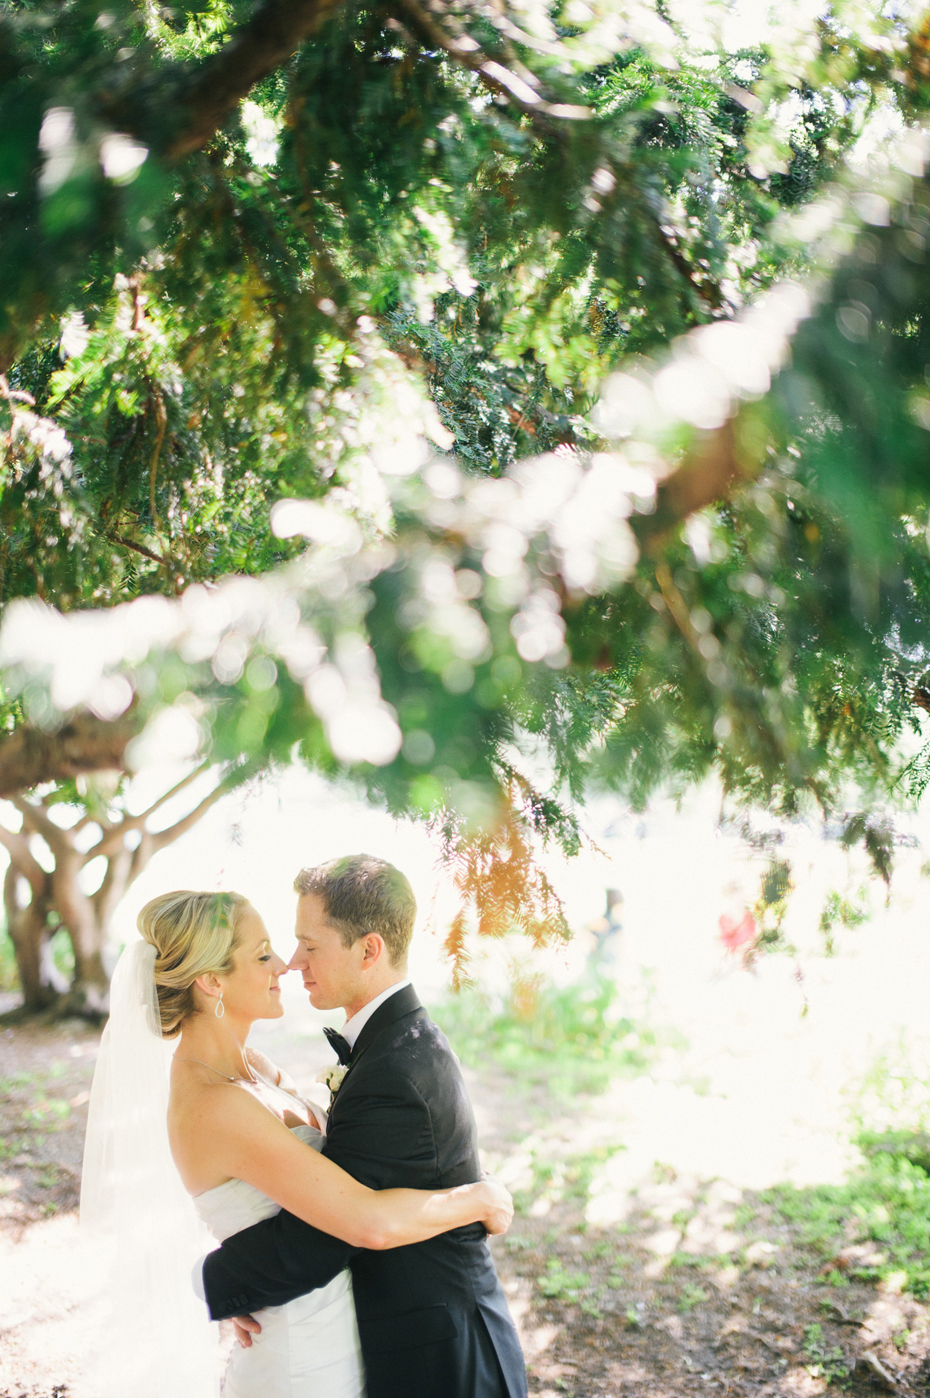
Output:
(323, 1026), (352, 1065)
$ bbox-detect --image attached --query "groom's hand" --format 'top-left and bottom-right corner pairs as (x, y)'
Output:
(231, 1313), (262, 1347)
(479, 1173), (514, 1237)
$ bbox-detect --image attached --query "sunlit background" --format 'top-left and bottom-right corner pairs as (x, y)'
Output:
(9, 0), (930, 1393)
(5, 762), (930, 1393)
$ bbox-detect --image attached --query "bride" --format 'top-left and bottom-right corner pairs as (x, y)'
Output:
(81, 889), (512, 1398)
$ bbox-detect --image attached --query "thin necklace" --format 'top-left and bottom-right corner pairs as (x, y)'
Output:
(175, 1055), (259, 1085)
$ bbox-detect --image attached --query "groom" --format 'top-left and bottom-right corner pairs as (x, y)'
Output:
(201, 854), (528, 1398)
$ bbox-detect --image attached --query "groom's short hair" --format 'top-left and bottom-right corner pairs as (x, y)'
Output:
(294, 855), (416, 967)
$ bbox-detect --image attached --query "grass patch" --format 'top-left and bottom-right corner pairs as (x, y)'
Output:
(677, 1281), (708, 1312)
(0, 1071), (38, 1093)
(669, 1251), (714, 1270)
(22, 1098), (70, 1129)
(1, 1067), (73, 1139)
(537, 1258), (591, 1301)
(435, 973), (662, 1099)
(803, 1322), (850, 1386)
(758, 1134), (930, 1297)
(510, 1142), (625, 1216)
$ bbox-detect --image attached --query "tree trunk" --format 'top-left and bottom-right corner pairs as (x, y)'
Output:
(63, 928), (111, 1017)
(3, 865), (63, 1011)
(1, 769), (229, 1017)
(53, 855), (115, 1018)
(1, 828), (121, 1018)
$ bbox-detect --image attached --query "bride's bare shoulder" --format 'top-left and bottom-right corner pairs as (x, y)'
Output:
(169, 1070), (288, 1183)
(170, 1062), (254, 1124)
(169, 1060), (227, 1127)
(216, 1085), (273, 1129)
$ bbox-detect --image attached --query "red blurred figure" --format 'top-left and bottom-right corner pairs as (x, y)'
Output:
(719, 910), (756, 951)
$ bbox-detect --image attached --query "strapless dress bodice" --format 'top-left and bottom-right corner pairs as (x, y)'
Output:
(195, 1123), (325, 1241)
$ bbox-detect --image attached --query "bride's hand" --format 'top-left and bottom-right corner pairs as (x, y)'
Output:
(231, 1313), (262, 1347)
(478, 1174), (514, 1236)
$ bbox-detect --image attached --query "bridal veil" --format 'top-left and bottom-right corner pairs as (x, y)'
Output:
(81, 939), (219, 1397)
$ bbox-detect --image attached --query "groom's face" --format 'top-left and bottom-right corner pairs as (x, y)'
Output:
(289, 893), (362, 1011)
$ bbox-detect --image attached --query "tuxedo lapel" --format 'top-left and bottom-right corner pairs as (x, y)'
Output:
(351, 982), (423, 1061)
(329, 984), (424, 1109)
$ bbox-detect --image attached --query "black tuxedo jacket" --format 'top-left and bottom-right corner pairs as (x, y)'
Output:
(202, 985), (527, 1398)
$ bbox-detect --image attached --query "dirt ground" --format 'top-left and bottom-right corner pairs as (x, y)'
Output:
(2, 1006), (929, 1398)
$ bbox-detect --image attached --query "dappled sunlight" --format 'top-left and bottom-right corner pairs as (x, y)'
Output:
(465, 779), (930, 1270)
(775, 1368), (828, 1396)
(8, 4), (930, 1398)
(861, 1277), (919, 1347)
(0, 1213), (89, 1394)
(7, 772), (930, 1393)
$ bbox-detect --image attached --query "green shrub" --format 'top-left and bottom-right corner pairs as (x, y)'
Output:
(433, 973), (661, 1099)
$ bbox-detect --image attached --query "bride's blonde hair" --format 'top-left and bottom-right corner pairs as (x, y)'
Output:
(138, 890), (249, 1038)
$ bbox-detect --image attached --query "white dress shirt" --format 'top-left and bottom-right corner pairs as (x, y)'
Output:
(341, 978), (411, 1051)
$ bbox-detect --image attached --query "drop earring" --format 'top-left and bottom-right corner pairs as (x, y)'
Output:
(215, 989), (225, 1020)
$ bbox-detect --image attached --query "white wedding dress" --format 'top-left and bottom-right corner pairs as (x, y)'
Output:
(81, 943), (364, 1398)
(195, 1121), (366, 1398)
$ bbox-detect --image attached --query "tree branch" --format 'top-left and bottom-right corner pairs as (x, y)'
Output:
(393, 0), (589, 123)
(149, 777), (233, 853)
(92, 844), (133, 930)
(0, 711), (139, 796)
(0, 822), (47, 895)
(128, 830), (156, 885)
(89, 759), (213, 862)
(95, 0), (715, 325)
(158, 0), (347, 160)
(147, 386), (167, 534)
(137, 758), (212, 823)
(12, 795), (72, 856)
(634, 418), (747, 551)
(392, 0), (718, 310)
(110, 532), (173, 572)
(654, 561), (703, 651)
(100, 0), (588, 171)
(646, 216), (725, 314)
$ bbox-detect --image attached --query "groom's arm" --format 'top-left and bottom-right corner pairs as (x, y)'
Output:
(202, 1063), (437, 1320)
(202, 1215), (358, 1319)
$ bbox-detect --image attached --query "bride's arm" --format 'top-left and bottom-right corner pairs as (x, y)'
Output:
(195, 1087), (511, 1250)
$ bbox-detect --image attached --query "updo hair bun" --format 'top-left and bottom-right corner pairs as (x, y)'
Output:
(137, 890), (248, 1038)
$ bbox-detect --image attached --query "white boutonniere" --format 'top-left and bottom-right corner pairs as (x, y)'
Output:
(316, 1064), (348, 1101)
